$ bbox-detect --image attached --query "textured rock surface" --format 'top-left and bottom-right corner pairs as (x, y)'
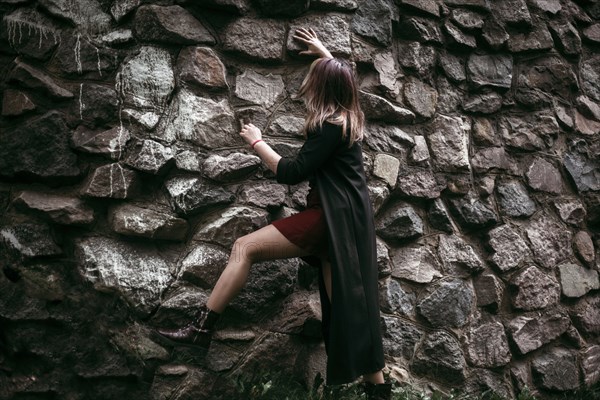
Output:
(109, 203), (188, 241)
(508, 313), (571, 354)
(13, 192), (94, 225)
(413, 330), (467, 384)
(417, 279), (474, 328)
(509, 266), (561, 310)
(391, 244), (442, 283)
(558, 262), (600, 298)
(488, 224), (531, 272)
(525, 214), (573, 269)
(463, 322), (511, 368)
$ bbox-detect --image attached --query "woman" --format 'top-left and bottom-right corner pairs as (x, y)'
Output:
(154, 28), (391, 399)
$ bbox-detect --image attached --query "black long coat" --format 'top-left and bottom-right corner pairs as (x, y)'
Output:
(276, 121), (385, 385)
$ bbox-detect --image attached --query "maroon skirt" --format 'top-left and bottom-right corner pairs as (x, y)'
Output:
(272, 185), (328, 258)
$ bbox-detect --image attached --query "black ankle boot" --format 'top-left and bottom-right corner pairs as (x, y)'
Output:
(364, 382), (392, 400)
(153, 305), (220, 350)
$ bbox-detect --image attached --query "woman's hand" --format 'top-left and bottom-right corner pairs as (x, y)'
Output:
(239, 122), (262, 146)
(293, 28), (333, 59)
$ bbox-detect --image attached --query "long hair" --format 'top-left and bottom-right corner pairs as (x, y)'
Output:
(297, 57), (364, 146)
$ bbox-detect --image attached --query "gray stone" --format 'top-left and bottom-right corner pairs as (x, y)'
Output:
(82, 163), (140, 199)
(574, 111), (600, 136)
(464, 322), (511, 368)
(583, 23), (600, 44)
(239, 182), (287, 208)
(100, 29), (135, 46)
(428, 198), (454, 233)
(451, 8), (484, 30)
(111, 0), (140, 22)
(2, 89), (35, 117)
(381, 316), (424, 359)
(118, 46), (175, 111)
(553, 198), (586, 226)
(517, 56), (577, 104)
(438, 234), (484, 276)
(497, 181), (536, 218)
(507, 312), (570, 354)
(312, 0), (358, 11)
(108, 204), (188, 241)
(202, 153), (261, 182)
(526, 157), (564, 194)
(413, 330), (467, 384)
(122, 109), (160, 130)
(77, 83), (120, 128)
(582, 55), (600, 102)
(404, 78), (437, 119)
(72, 126), (131, 160)
(532, 348), (580, 391)
(467, 54), (513, 90)
(123, 139), (173, 175)
(482, 18), (509, 49)
(396, 169), (443, 199)
(558, 262), (599, 298)
(410, 135), (430, 164)
(582, 346), (600, 386)
(254, 0), (309, 16)
(501, 113), (559, 151)
(164, 176), (235, 216)
(576, 96), (600, 121)
(488, 225), (531, 272)
(288, 14), (352, 57)
(427, 114), (470, 172)
(360, 91), (415, 124)
(0, 223), (62, 259)
(397, 16), (443, 44)
(368, 182), (390, 215)
(111, 323), (169, 362)
(463, 369), (514, 400)
(364, 123), (414, 153)
(2, 8), (60, 60)
(571, 295), (600, 336)
(38, 0), (111, 32)
(222, 18), (286, 62)
(176, 46), (228, 90)
(271, 291), (321, 337)
(376, 203), (424, 242)
(268, 115), (305, 138)
(444, 21), (477, 49)
(380, 278), (416, 317)
(399, 0), (440, 17)
(134, 5), (214, 45)
(417, 279), (474, 328)
(473, 118), (498, 146)
(178, 243), (229, 289)
(391, 244), (442, 283)
(12, 191), (94, 226)
(507, 20), (554, 53)
(175, 150), (203, 172)
(439, 51), (466, 83)
(449, 195), (499, 231)
(373, 154), (400, 187)
(9, 59), (72, 99)
(564, 150), (600, 193)
(548, 21), (581, 56)
(52, 33), (118, 79)
(75, 236), (172, 316)
(490, 0), (532, 26)
(351, 0), (393, 46)
(397, 42), (436, 77)
(473, 274), (503, 308)
(471, 147), (519, 174)
(462, 92), (503, 114)
(157, 88), (241, 148)
(510, 265), (561, 310)
(443, 0), (489, 9)
(235, 70), (285, 108)
(525, 214), (572, 269)
(193, 206), (269, 247)
(574, 231), (595, 266)
(376, 237), (392, 276)
(150, 364), (215, 400)
(153, 284), (209, 327)
(529, 0), (561, 14)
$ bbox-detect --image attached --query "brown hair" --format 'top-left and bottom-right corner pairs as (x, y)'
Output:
(297, 57), (364, 146)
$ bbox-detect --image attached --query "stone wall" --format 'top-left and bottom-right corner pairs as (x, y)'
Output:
(0, 0), (599, 398)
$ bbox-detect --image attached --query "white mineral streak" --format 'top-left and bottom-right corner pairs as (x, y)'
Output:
(122, 109), (160, 130)
(4, 8), (60, 48)
(108, 163), (128, 198)
(78, 83), (84, 120)
(39, 0), (112, 35)
(74, 33), (82, 74)
(165, 177), (198, 197)
(95, 46), (102, 77)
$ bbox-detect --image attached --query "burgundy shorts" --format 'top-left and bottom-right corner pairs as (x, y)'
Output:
(272, 186), (328, 258)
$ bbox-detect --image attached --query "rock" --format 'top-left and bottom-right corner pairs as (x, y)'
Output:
(82, 163), (140, 199)
(574, 231), (595, 265)
(507, 20), (554, 53)
(583, 23), (600, 44)
(463, 370), (514, 400)
(380, 278), (416, 317)
(450, 8), (484, 30)
(254, 0), (309, 16)
(193, 206), (269, 247)
(2, 8), (59, 60)
(582, 55), (600, 102)
(404, 78), (437, 119)
(464, 322), (511, 367)
(239, 182), (287, 208)
(529, 0), (561, 14)
(178, 243), (229, 288)
(396, 169), (443, 199)
(12, 191), (94, 226)
(462, 91), (503, 114)
(444, 0), (488, 9)
(391, 244), (442, 283)
(490, 0), (532, 27)
(582, 346), (600, 386)
(497, 181), (536, 218)
(526, 157), (563, 194)
(426, 114), (470, 172)
(397, 16), (443, 44)
(360, 91), (415, 124)
(564, 149), (600, 193)
(364, 123), (414, 153)
(438, 51), (466, 83)
(164, 176), (235, 216)
(428, 198), (454, 233)
(271, 291), (321, 337)
(410, 135), (430, 164)
(473, 274), (503, 308)
(517, 56), (577, 103)
(448, 195), (499, 231)
(532, 348), (580, 391)
(118, 46), (175, 111)
(52, 33), (118, 79)
(110, 323), (169, 362)
(268, 115), (305, 138)
(503, 112), (559, 151)
(471, 147), (518, 174)
(235, 70), (285, 108)
(575, 112), (600, 136)
(202, 153), (261, 182)
(288, 14), (352, 57)
(9, 59), (73, 99)
(482, 18), (509, 49)
(38, 0), (111, 32)
(376, 203), (424, 242)
(467, 54), (513, 90)
(122, 109), (160, 130)
(412, 330), (467, 384)
(368, 182), (390, 215)
(373, 51), (401, 96)
(373, 154), (400, 187)
(488, 225), (531, 272)
(108, 204), (188, 241)
(71, 126), (131, 160)
(548, 21), (581, 56)
(100, 29), (135, 46)
(0, 223), (62, 260)
(555, 104), (574, 130)
(571, 295), (600, 336)
(123, 139), (174, 175)
(2, 89), (35, 117)
(399, 0), (440, 17)
(397, 41), (436, 77)
(77, 83), (120, 128)
(153, 284), (209, 327)
(176, 47), (228, 90)
(381, 316), (424, 359)
(351, 0), (393, 46)
(375, 237), (392, 276)
(510, 266), (561, 310)
(156, 88), (241, 148)
(444, 21), (477, 49)
(74, 236), (172, 316)
(134, 5), (214, 45)
(525, 214), (572, 269)
(417, 279), (474, 328)
(558, 262), (599, 298)
(312, 0), (358, 11)
(507, 312), (570, 354)
(111, 0), (140, 22)
(553, 198), (586, 226)
(151, 364), (214, 400)
(438, 234), (484, 275)
(576, 96), (600, 122)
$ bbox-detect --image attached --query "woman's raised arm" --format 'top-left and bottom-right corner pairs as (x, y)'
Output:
(293, 28), (333, 59)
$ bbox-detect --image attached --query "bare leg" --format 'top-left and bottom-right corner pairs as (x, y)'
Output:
(363, 370), (385, 384)
(206, 224), (311, 313)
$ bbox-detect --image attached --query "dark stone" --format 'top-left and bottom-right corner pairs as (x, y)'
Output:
(517, 56), (578, 103)
(52, 33), (118, 79)
(467, 54), (513, 90)
(507, 312), (571, 354)
(134, 5), (215, 45)
(397, 41), (436, 77)
(500, 113), (559, 151)
(558, 262), (599, 298)
(2, 8), (60, 60)
(444, 21), (477, 49)
(429, 198), (454, 233)
(412, 331), (467, 384)
(462, 92), (503, 114)
(490, 0), (532, 27)
(82, 163), (141, 199)
(438, 234), (485, 275)
(108, 203), (188, 241)
(473, 274), (504, 308)
(463, 322), (511, 367)
(380, 278), (416, 317)
(532, 348), (580, 391)
(13, 191), (95, 226)
(463, 370), (514, 400)
(222, 18), (286, 61)
(510, 266), (561, 310)
(151, 365), (215, 400)
(192, 205), (267, 249)
(497, 181), (536, 218)
(582, 346), (600, 386)
(123, 139), (174, 175)
(312, 0), (358, 11)
(376, 202), (424, 242)
(583, 23), (600, 44)
(417, 279), (474, 328)
(443, 0), (489, 9)
(239, 182), (287, 208)
(404, 77), (438, 119)
(450, 8), (484, 30)
(202, 153), (261, 182)
(288, 14), (352, 58)
(582, 55), (600, 102)
(179, 243), (230, 288)
(397, 16), (443, 44)
(2, 89), (36, 117)
(399, 0), (440, 17)
(110, 0), (141, 22)
(471, 147), (519, 174)
(255, 0), (309, 16)
(448, 194), (499, 231)
(549, 21), (582, 56)
(360, 91), (415, 123)
(270, 291), (321, 337)
(176, 46), (228, 90)
(381, 316), (424, 359)
(507, 19), (554, 53)
(0, 223), (62, 260)
(351, 0), (393, 46)
(0, 112), (81, 181)
(396, 169), (443, 199)
(553, 198), (586, 226)
(77, 83), (120, 128)
(564, 149), (600, 193)
(71, 125), (131, 160)
(164, 176), (235, 216)
(570, 295), (600, 336)
(38, 0), (111, 32)
(488, 224), (531, 272)
(574, 231), (595, 266)
(482, 18), (509, 49)
(364, 123), (413, 154)
(427, 114), (470, 171)
(439, 51), (466, 83)
(9, 59), (73, 99)
(525, 213), (572, 269)
(526, 157), (564, 194)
